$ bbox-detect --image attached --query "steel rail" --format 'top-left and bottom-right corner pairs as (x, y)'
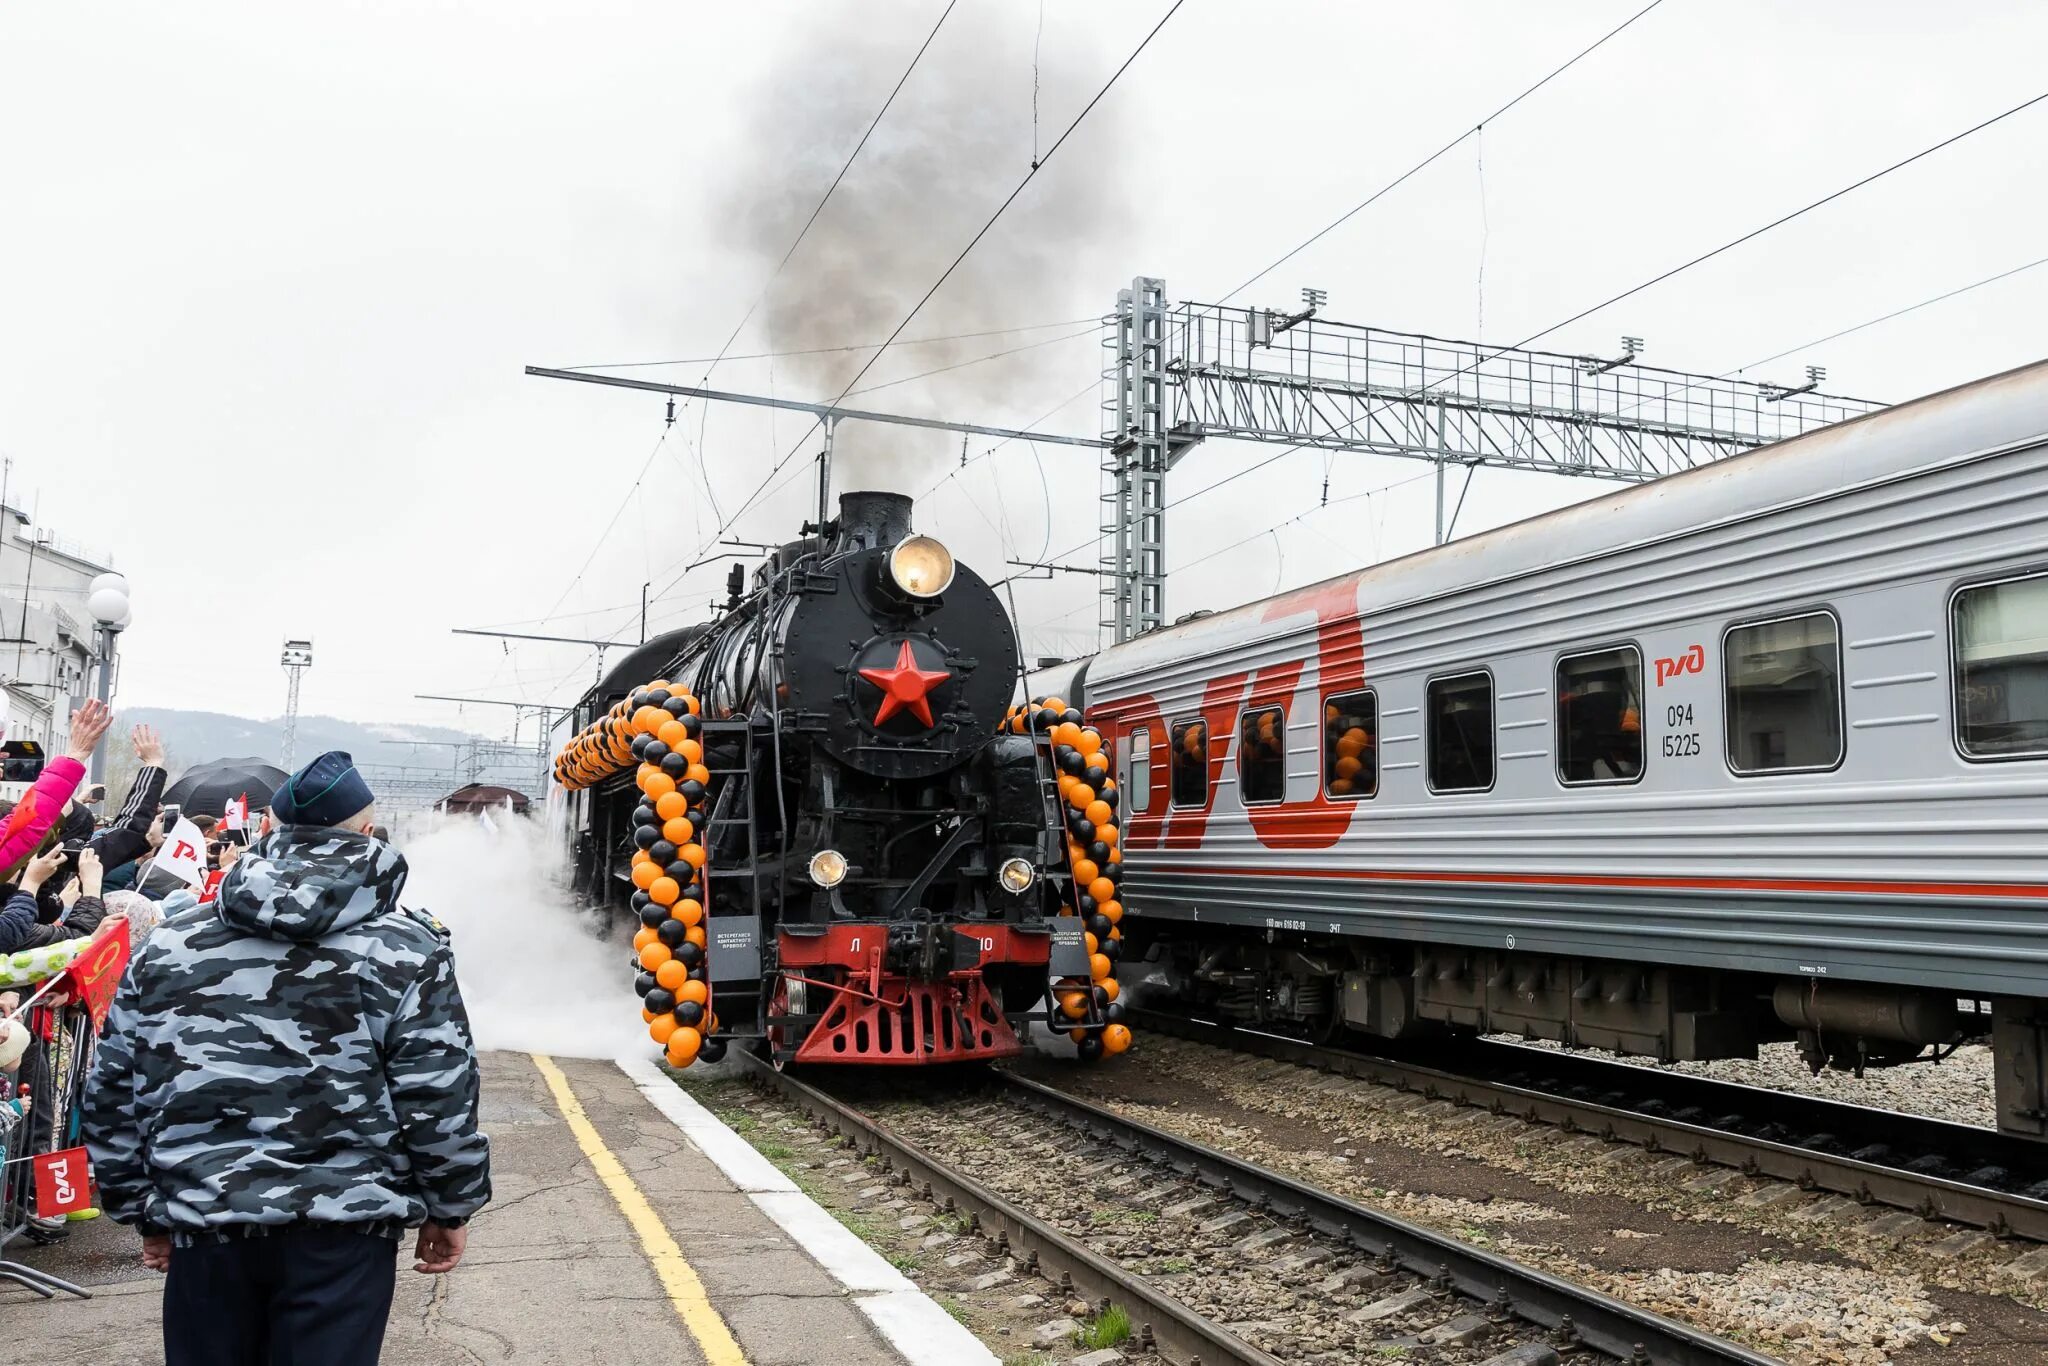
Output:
(995, 1070), (1774, 1366)
(1130, 1008), (2048, 1243)
(737, 1052), (1285, 1366)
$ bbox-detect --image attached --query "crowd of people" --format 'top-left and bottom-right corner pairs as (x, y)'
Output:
(0, 711), (493, 1366)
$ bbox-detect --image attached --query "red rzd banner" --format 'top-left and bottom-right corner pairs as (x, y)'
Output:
(34, 1146), (91, 1219)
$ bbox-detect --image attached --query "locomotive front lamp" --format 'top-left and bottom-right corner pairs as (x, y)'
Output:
(887, 535), (956, 599)
(809, 849), (849, 888)
(998, 857), (1037, 893)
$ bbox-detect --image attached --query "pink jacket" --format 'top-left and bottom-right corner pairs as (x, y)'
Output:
(0, 755), (84, 878)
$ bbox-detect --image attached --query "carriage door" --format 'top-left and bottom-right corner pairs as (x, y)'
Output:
(1121, 726), (1154, 818)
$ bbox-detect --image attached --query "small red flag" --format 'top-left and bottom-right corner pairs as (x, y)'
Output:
(33, 1146), (91, 1218)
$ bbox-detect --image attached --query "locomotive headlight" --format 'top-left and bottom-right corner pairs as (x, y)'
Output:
(887, 535), (956, 599)
(808, 849), (848, 888)
(998, 857), (1037, 893)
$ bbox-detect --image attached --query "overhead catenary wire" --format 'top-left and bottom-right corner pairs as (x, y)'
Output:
(660, 0), (1187, 600)
(1221, 0), (1667, 304)
(559, 316), (1095, 372)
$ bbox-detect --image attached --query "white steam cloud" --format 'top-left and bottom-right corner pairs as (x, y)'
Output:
(395, 806), (647, 1061)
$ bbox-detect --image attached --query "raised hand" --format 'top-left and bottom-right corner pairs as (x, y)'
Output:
(130, 724), (164, 768)
(65, 699), (112, 763)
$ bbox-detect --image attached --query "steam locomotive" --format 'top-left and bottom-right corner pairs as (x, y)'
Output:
(554, 491), (1123, 1067)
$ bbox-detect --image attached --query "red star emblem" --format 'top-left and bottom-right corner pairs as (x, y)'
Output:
(858, 640), (952, 728)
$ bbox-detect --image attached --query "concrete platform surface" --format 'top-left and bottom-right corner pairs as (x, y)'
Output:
(2, 1051), (958, 1365)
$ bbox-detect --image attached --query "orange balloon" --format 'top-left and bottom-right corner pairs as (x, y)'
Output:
(657, 719), (689, 748)
(637, 763), (661, 786)
(1076, 729), (1103, 755)
(632, 862), (660, 890)
(1107, 848), (1123, 865)
(630, 705), (665, 733)
(641, 1006), (655, 1023)
(676, 739), (704, 765)
(1095, 825), (1119, 848)
(1058, 990), (1088, 1020)
(641, 772), (677, 801)
(1069, 785), (1096, 810)
(639, 942), (672, 971)
(1051, 722), (1083, 750)
(1089, 953), (1112, 981)
(673, 898), (703, 927)
(1088, 877), (1116, 903)
(631, 848), (651, 867)
(1102, 1023), (1132, 1055)
(1072, 859), (1100, 887)
(649, 876), (680, 907)
(1099, 899), (1122, 923)
(1085, 752), (1110, 775)
(650, 1014), (678, 1044)
(684, 925), (707, 949)
(684, 763), (711, 787)
(1084, 932), (1099, 954)
(662, 817), (695, 845)
(1085, 800), (1113, 826)
(656, 959), (689, 990)
(633, 925), (658, 952)
(1069, 1027), (1089, 1043)
(1100, 976), (1120, 1002)
(680, 844), (707, 869)
(666, 1027), (703, 1067)
(1040, 696), (1067, 714)
(676, 979), (710, 1007)
(655, 791), (689, 820)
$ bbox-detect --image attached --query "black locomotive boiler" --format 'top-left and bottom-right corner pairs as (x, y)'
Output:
(555, 491), (1113, 1066)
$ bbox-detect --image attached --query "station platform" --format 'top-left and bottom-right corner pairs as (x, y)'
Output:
(3, 1051), (993, 1366)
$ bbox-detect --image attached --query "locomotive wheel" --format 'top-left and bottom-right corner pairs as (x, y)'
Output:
(763, 973), (794, 1070)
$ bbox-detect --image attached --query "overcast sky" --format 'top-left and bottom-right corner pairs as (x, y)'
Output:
(5, 1), (2045, 745)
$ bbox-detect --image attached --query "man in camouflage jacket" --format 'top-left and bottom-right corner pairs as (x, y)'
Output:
(83, 751), (490, 1366)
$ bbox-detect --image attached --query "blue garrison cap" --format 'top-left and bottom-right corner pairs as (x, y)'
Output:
(271, 751), (374, 827)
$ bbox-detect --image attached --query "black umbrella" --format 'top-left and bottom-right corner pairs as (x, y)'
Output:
(161, 757), (289, 818)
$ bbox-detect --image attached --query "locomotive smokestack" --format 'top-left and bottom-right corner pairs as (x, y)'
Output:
(837, 490), (913, 550)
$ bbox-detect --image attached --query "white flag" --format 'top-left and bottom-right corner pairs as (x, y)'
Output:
(152, 816), (210, 890)
(223, 794), (249, 831)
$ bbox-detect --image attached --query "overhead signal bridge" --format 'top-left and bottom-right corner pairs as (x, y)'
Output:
(1098, 278), (1887, 641)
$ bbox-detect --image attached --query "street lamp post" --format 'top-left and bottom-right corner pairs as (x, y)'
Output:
(85, 572), (131, 786)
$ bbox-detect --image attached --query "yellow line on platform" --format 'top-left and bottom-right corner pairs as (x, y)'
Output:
(532, 1053), (749, 1366)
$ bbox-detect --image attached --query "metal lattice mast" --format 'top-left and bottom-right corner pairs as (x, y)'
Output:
(1096, 277), (1888, 641)
(280, 639), (312, 771)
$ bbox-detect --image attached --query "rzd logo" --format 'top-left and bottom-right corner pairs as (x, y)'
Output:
(1655, 645), (1704, 687)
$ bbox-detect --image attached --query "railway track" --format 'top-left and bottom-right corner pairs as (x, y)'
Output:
(740, 1052), (1773, 1365)
(1129, 1007), (2048, 1245)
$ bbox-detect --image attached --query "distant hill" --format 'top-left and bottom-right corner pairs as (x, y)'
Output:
(116, 708), (495, 777)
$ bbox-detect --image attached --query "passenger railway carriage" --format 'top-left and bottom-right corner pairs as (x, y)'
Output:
(1054, 359), (2048, 1144)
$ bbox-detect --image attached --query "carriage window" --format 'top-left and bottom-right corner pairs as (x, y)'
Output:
(1557, 647), (1644, 785)
(1725, 611), (1842, 774)
(1169, 719), (1208, 808)
(1427, 672), (1494, 793)
(1238, 707), (1285, 805)
(1323, 691), (1377, 799)
(1125, 727), (1154, 812)
(1955, 574), (2048, 759)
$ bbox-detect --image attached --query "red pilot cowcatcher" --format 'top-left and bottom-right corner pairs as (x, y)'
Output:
(859, 640), (952, 728)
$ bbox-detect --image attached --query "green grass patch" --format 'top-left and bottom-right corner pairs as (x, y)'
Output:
(1088, 1208), (1158, 1226)
(1075, 1304), (1131, 1350)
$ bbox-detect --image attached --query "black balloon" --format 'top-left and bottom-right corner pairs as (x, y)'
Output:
(630, 690), (652, 711)
(1076, 893), (1097, 915)
(677, 942), (704, 967)
(680, 712), (702, 735)
(632, 803), (656, 826)
(1104, 1002), (1126, 1025)
(662, 696), (690, 717)
(657, 919), (689, 948)
(679, 779), (707, 801)
(1087, 914), (1111, 938)
(698, 1036), (727, 1064)
(1100, 788), (1119, 812)
(1091, 984), (1110, 1007)
(631, 734), (653, 760)
(635, 971), (658, 996)
(638, 905), (668, 928)
(1077, 1035), (1104, 1061)
(1037, 707), (1060, 728)
(1061, 708), (1082, 725)
(675, 1001), (705, 1027)
(1103, 864), (1122, 886)
(630, 890), (653, 912)
(644, 988), (677, 1016)
(1101, 938), (1121, 963)
(1088, 841), (1111, 863)
(660, 752), (690, 777)
(642, 740), (670, 765)
(633, 824), (660, 850)
(650, 840), (679, 865)
(664, 861), (694, 884)
(645, 688), (671, 708)
(1057, 748), (1085, 776)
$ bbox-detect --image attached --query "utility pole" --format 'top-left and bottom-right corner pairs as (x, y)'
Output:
(280, 639), (313, 771)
